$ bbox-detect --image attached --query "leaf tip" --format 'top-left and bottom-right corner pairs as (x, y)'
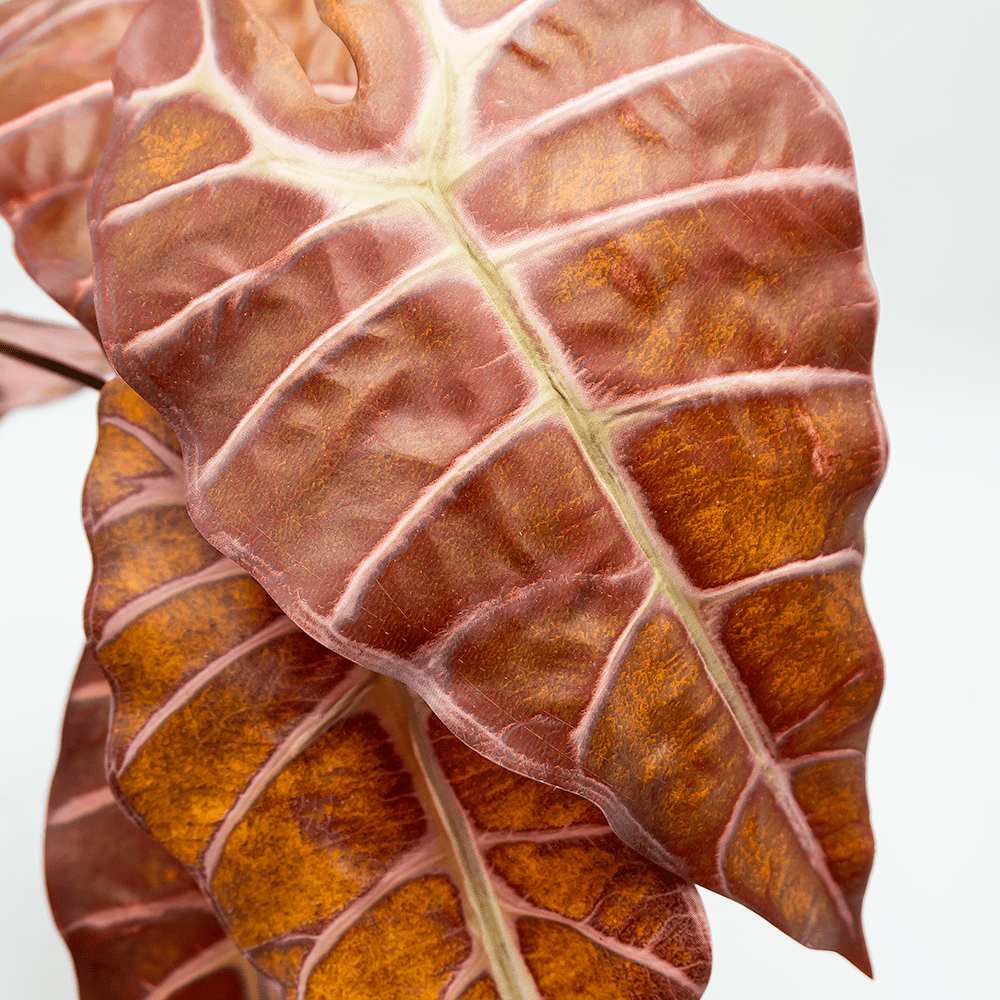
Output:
(846, 933), (873, 979)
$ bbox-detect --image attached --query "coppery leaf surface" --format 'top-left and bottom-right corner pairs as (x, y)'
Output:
(46, 647), (284, 1000)
(82, 378), (714, 1000)
(0, 0), (355, 333)
(0, 311), (111, 418)
(89, 0), (886, 970)
(89, 0), (886, 969)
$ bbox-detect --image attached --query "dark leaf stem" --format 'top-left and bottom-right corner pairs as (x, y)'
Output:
(0, 337), (107, 391)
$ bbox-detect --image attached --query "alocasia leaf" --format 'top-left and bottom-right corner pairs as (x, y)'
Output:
(87, 0), (887, 971)
(0, 0), (354, 335)
(82, 378), (714, 1000)
(0, 311), (111, 417)
(89, 0), (886, 971)
(46, 647), (283, 1000)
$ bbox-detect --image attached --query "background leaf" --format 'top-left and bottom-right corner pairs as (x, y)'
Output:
(0, 311), (111, 418)
(83, 378), (714, 1000)
(0, 0), (143, 332)
(46, 647), (284, 1000)
(90, 0), (885, 969)
(0, 0), (355, 334)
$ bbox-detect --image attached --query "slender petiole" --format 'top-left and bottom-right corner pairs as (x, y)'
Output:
(0, 337), (107, 391)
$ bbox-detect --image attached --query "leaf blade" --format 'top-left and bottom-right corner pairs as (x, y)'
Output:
(89, 0), (885, 968)
(83, 379), (714, 1000)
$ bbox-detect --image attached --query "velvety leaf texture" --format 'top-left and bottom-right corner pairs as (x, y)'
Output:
(82, 379), (714, 1000)
(0, 312), (111, 418)
(46, 648), (284, 1000)
(88, 0), (886, 970)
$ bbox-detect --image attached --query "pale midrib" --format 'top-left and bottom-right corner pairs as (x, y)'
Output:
(404, 693), (543, 1000)
(421, 178), (856, 931)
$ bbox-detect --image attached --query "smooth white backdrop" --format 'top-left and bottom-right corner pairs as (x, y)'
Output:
(1, 0), (996, 996)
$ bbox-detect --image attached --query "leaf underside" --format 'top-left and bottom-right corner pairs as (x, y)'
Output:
(82, 378), (714, 1000)
(46, 648), (284, 1000)
(88, 0), (886, 971)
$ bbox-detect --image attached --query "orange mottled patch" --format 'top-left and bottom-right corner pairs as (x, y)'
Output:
(622, 386), (881, 588)
(542, 192), (874, 402)
(211, 713), (426, 948)
(723, 783), (848, 956)
(488, 834), (693, 944)
(100, 97), (251, 211)
(304, 877), (470, 1000)
(584, 609), (753, 871)
(429, 714), (606, 831)
(99, 578), (283, 751)
(98, 377), (179, 448)
(248, 939), (312, 993)
(455, 975), (503, 1000)
(88, 506), (224, 636)
(117, 628), (354, 865)
(488, 837), (631, 921)
(791, 756), (873, 906)
(517, 918), (695, 1000)
(85, 423), (173, 523)
(722, 568), (882, 750)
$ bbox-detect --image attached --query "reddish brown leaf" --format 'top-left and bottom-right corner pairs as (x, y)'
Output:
(0, 311), (111, 418)
(0, 0), (354, 333)
(0, 0), (142, 332)
(46, 647), (284, 1000)
(88, 0), (886, 970)
(83, 379), (713, 1000)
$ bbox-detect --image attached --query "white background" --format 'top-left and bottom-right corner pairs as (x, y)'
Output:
(1, 0), (996, 996)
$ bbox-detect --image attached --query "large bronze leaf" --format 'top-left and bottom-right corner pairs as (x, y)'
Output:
(90, 0), (885, 969)
(0, 0), (355, 334)
(83, 378), (714, 1000)
(46, 647), (283, 1000)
